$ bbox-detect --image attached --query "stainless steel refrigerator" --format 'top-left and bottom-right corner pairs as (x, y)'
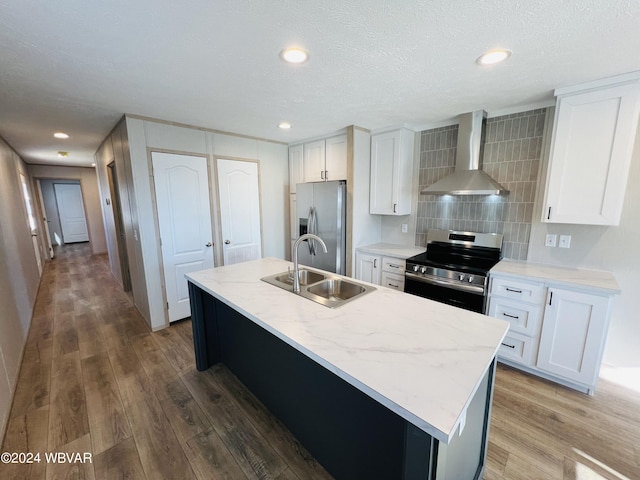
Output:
(296, 180), (346, 274)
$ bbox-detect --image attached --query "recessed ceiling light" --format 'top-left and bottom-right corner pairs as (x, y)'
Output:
(278, 122), (292, 129)
(57, 151), (68, 158)
(54, 132), (69, 139)
(476, 49), (512, 66)
(280, 47), (309, 64)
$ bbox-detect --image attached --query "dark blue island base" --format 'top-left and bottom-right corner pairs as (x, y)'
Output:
(189, 282), (496, 480)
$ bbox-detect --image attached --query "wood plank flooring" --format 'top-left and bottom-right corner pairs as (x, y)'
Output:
(2, 243), (639, 479)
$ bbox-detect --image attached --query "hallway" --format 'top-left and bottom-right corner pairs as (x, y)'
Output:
(0, 244), (331, 479)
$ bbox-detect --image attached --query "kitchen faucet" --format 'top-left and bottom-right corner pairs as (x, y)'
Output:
(292, 234), (327, 293)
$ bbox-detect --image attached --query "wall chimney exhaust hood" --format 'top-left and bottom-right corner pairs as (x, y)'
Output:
(421, 110), (509, 196)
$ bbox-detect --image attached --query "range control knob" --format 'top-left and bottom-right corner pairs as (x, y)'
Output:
(458, 273), (465, 281)
(468, 275), (475, 283)
(420, 266), (427, 274)
(413, 265), (419, 272)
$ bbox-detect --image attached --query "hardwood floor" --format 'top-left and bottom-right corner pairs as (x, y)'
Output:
(2, 244), (639, 479)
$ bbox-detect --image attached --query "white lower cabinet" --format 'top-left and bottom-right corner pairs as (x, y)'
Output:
(536, 287), (610, 387)
(488, 273), (614, 394)
(355, 252), (381, 285)
(355, 252), (407, 291)
(498, 331), (538, 366)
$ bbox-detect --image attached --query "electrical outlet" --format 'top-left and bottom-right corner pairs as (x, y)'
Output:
(545, 234), (557, 247)
(401, 223), (408, 233)
(559, 235), (572, 248)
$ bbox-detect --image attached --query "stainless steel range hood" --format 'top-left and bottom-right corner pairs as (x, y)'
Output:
(421, 110), (509, 196)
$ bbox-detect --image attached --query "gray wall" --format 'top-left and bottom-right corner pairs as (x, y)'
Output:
(0, 136), (41, 438)
(415, 109), (546, 260)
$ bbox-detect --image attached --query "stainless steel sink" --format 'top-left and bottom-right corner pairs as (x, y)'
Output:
(261, 270), (375, 308)
(273, 269), (325, 286)
(306, 279), (367, 305)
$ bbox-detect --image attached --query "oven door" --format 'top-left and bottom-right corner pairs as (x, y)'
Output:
(404, 272), (486, 313)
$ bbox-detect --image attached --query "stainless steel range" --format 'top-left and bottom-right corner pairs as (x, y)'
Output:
(405, 229), (503, 313)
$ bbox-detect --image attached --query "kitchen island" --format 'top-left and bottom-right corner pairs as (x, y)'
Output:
(186, 258), (509, 480)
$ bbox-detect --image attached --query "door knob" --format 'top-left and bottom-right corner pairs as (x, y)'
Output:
(206, 242), (212, 247)
(224, 240), (231, 244)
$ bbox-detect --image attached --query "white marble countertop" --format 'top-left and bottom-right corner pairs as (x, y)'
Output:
(491, 259), (621, 295)
(186, 258), (509, 443)
(356, 243), (425, 259)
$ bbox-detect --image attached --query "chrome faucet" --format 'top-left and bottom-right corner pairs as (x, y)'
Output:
(292, 234), (327, 293)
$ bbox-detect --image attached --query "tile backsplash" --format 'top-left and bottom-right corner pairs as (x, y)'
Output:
(415, 108), (547, 260)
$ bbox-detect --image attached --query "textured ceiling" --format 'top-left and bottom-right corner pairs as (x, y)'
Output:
(1, 0), (639, 167)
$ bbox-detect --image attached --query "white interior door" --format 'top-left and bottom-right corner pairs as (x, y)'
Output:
(152, 152), (214, 322)
(216, 159), (262, 265)
(54, 183), (89, 243)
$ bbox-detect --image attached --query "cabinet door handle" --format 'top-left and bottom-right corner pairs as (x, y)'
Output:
(505, 287), (522, 294)
(549, 291), (553, 306)
(503, 312), (519, 319)
(501, 342), (516, 349)
(325, 170), (328, 180)
(374, 259), (377, 268)
(393, 203), (397, 213)
(320, 170), (324, 180)
(547, 206), (552, 220)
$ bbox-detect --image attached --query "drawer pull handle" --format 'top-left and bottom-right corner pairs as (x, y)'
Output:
(388, 283), (399, 288)
(501, 342), (516, 349)
(389, 264), (401, 268)
(503, 313), (519, 319)
(505, 287), (523, 294)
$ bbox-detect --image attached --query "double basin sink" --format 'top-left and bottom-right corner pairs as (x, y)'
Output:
(261, 268), (375, 308)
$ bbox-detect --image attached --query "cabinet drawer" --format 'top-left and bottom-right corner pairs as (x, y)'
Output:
(487, 298), (542, 336)
(382, 257), (406, 274)
(380, 272), (404, 291)
(498, 332), (537, 366)
(490, 276), (545, 304)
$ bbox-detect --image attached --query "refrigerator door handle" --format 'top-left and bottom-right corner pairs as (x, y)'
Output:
(309, 207), (317, 255)
(306, 207), (314, 255)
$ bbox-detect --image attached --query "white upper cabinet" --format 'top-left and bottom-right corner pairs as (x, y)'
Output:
(303, 139), (326, 182)
(288, 144), (304, 193)
(302, 134), (347, 183)
(370, 128), (414, 215)
(543, 73), (640, 225)
(325, 134), (348, 181)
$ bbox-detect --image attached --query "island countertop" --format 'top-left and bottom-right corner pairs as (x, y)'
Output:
(186, 257), (509, 444)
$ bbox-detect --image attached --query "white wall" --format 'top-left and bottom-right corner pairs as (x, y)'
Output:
(28, 164), (107, 255)
(528, 118), (640, 367)
(0, 137), (41, 439)
(349, 127), (381, 275)
(117, 117), (289, 330)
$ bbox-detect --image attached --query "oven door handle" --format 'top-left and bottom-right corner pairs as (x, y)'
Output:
(405, 272), (485, 295)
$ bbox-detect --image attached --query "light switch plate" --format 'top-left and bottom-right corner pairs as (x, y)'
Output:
(401, 223), (408, 233)
(545, 234), (557, 247)
(559, 235), (572, 248)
